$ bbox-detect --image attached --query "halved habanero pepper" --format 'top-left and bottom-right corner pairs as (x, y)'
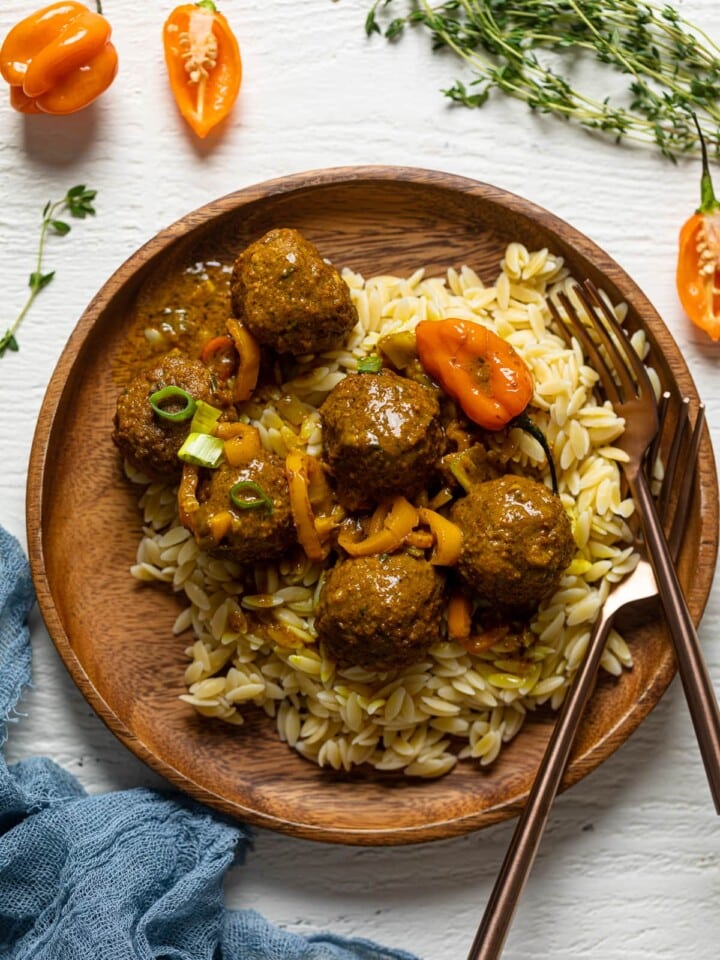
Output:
(163, 0), (241, 139)
(0, 1), (118, 115)
(416, 317), (560, 493)
(677, 115), (720, 341)
(415, 318), (533, 431)
(200, 334), (238, 380)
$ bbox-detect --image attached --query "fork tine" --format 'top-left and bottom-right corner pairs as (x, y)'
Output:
(548, 291), (623, 406)
(667, 403), (705, 560)
(647, 390), (671, 477)
(582, 279), (656, 403)
(574, 282), (640, 403)
(657, 396), (690, 526)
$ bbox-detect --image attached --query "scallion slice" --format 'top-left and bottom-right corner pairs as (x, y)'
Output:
(357, 354), (383, 374)
(190, 399), (222, 435)
(149, 385), (197, 422)
(229, 480), (274, 513)
(178, 432), (225, 468)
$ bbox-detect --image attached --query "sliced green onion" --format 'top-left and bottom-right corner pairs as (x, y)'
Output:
(149, 385), (197, 422)
(357, 354), (383, 374)
(230, 480), (274, 513)
(190, 399), (222, 435)
(178, 432), (225, 468)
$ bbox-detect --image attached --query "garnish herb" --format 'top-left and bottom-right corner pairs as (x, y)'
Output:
(366, 1), (720, 158)
(190, 399), (223, 434)
(178, 432), (225, 468)
(0, 185), (97, 358)
(229, 480), (274, 512)
(149, 385), (197, 422)
(357, 354), (383, 373)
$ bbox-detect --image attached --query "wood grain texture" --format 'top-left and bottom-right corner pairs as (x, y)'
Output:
(25, 168), (719, 845)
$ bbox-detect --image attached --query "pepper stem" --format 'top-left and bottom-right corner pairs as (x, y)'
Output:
(691, 111), (720, 214)
(511, 413), (559, 496)
(196, 0), (217, 10)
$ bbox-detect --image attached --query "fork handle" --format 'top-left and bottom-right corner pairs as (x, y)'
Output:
(632, 470), (720, 814)
(466, 609), (616, 960)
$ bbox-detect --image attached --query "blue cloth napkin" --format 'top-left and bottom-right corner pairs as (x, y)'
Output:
(0, 525), (419, 960)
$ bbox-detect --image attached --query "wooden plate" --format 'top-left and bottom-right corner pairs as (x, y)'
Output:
(26, 167), (719, 845)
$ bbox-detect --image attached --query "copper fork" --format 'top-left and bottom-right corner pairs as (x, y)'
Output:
(467, 392), (704, 960)
(548, 281), (720, 810)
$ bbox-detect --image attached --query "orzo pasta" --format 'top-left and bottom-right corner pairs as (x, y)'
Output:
(127, 241), (644, 778)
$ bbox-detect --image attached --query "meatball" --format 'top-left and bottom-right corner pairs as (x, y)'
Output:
(190, 454), (296, 563)
(315, 554), (445, 671)
(113, 352), (222, 480)
(320, 369), (444, 510)
(451, 474), (575, 615)
(230, 228), (357, 355)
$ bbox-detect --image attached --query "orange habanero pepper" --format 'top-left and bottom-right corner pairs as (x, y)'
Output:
(163, 0), (241, 139)
(0, 2), (118, 115)
(677, 116), (720, 341)
(415, 318), (533, 431)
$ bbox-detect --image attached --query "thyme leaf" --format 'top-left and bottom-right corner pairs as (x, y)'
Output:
(0, 186), (97, 359)
(366, 0), (720, 158)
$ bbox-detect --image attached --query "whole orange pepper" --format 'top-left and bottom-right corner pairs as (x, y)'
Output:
(0, 2), (118, 115)
(415, 318), (533, 431)
(163, 0), (242, 139)
(677, 115), (720, 341)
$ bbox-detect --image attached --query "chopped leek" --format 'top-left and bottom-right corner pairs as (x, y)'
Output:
(178, 432), (225, 468)
(149, 385), (196, 422)
(190, 399), (222, 435)
(230, 480), (274, 513)
(357, 354), (383, 374)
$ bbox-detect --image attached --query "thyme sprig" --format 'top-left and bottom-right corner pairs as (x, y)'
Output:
(366, 0), (720, 159)
(0, 185), (97, 358)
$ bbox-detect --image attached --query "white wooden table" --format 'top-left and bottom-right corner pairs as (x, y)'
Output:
(2, 2), (720, 956)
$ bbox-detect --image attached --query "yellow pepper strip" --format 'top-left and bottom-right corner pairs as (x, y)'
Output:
(227, 318), (261, 403)
(418, 507), (463, 566)
(218, 422), (262, 465)
(338, 496), (419, 557)
(366, 500), (391, 536)
(460, 625), (510, 656)
(214, 421), (252, 439)
(207, 509), (233, 542)
(285, 450), (331, 562)
(405, 530), (435, 550)
(177, 463), (200, 528)
(447, 592), (472, 642)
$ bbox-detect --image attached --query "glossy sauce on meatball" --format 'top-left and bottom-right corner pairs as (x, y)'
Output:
(230, 227), (357, 355)
(320, 369), (444, 509)
(191, 454), (296, 563)
(112, 351), (225, 481)
(315, 553), (445, 670)
(451, 474), (575, 615)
